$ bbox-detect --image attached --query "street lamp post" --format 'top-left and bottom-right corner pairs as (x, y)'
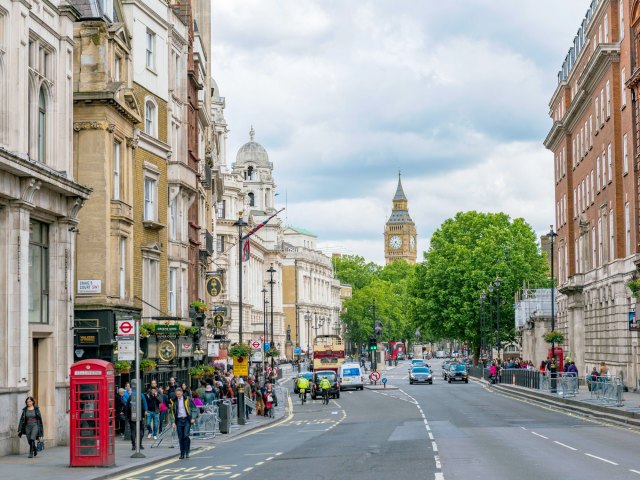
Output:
(305, 310), (311, 363)
(488, 284), (494, 361)
(480, 293), (487, 361)
(547, 225), (558, 361)
(234, 213), (247, 343)
(493, 278), (502, 361)
(267, 264), (276, 369)
(262, 287), (268, 382)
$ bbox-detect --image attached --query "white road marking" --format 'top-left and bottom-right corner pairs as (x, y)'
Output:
(428, 432), (434, 440)
(520, 426), (527, 430)
(432, 441), (438, 452)
(266, 456), (275, 461)
(243, 467), (254, 472)
(435, 472), (445, 480)
(629, 469), (640, 475)
(230, 475), (241, 479)
(531, 432), (549, 439)
(435, 455), (442, 469)
(554, 441), (577, 451)
(255, 461), (264, 465)
(585, 453), (619, 465)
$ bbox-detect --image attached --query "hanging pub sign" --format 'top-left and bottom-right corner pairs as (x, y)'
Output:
(75, 333), (98, 346)
(206, 275), (223, 298)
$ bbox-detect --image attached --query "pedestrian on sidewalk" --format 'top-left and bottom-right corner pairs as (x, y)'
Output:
(115, 388), (127, 438)
(17, 396), (44, 459)
(145, 387), (161, 440)
(170, 387), (196, 459)
(125, 388), (147, 451)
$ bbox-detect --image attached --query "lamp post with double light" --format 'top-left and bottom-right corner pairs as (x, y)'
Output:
(262, 287), (268, 381)
(267, 264), (276, 368)
(234, 212), (247, 342)
(493, 277), (502, 361)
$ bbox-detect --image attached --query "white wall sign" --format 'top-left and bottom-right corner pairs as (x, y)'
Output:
(118, 339), (135, 361)
(207, 341), (219, 357)
(78, 280), (101, 294)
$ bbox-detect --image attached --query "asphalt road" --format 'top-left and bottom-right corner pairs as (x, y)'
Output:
(111, 360), (640, 480)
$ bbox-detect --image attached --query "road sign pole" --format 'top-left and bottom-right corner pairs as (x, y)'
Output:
(131, 317), (144, 458)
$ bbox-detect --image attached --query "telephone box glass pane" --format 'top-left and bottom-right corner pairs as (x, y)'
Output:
(75, 383), (100, 456)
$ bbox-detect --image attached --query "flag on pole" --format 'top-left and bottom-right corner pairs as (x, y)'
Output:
(242, 239), (250, 262)
(241, 208), (285, 241)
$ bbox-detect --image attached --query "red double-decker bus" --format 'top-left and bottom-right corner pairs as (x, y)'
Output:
(312, 335), (345, 372)
(387, 341), (406, 360)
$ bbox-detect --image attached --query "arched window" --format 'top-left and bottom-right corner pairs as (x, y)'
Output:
(248, 192), (255, 207)
(38, 87), (46, 163)
(144, 99), (156, 136)
(246, 166), (254, 180)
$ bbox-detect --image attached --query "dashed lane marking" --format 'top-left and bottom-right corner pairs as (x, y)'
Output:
(630, 469), (640, 475)
(432, 441), (438, 452)
(554, 441), (577, 451)
(531, 432), (549, 440)
(585, 453), (619, 466)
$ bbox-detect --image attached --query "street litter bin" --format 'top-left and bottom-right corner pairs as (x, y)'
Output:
(219, 402), (231, 434)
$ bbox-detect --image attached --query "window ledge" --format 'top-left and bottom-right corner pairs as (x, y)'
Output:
(146, 66), (158, 76)
(143, 220), (165, 230)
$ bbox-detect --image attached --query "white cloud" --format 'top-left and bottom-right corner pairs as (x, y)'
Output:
(212, 1), (591, 265)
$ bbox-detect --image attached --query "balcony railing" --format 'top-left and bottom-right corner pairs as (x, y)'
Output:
(201, 163), (212, 189)
(200, 230), (214, 257)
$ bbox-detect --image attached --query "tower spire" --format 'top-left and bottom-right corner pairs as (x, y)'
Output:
(393, 170), (407, 202)
(249, 125), (255, 142)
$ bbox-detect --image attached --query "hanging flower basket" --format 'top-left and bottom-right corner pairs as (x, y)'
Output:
(190, 300), (207, 313)
(229, 342), (252, 358)
(265, 348), (280, 358)
(189, 365), (205, 378)
(543, 330), (564, 345)
(114, 360), (132, 374)
(139, 359), (156, 373)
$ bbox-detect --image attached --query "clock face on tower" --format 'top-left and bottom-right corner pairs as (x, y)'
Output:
(389, 235), (402, 249)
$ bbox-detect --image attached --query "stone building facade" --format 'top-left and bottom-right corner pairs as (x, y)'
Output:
(0, 0), (91, 454)
(544, 0), (640, 387)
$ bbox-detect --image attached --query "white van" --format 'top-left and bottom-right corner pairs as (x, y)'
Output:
(339, 363), (364, 391)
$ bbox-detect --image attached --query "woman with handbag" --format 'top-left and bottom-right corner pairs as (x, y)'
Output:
(17, 396), (44, 458)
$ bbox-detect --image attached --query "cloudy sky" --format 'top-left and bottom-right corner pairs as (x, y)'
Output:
(211, 0), (591, 265)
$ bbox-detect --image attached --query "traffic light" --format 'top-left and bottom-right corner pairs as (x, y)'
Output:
(369, 338), (377, 351)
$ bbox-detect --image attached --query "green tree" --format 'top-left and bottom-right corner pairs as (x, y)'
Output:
(412, 211), (548, 360)
(333, 255), (380, 290)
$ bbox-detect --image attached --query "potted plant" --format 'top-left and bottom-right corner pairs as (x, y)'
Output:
(188, 326), (200, 336)
(229, 342), (252, 358)
(139, 358), (156, 373)
(543, 330), (565, 345)
(190, 300), (207, 314)
(189, 365), (205, 378)
(114, 360), (132, 374)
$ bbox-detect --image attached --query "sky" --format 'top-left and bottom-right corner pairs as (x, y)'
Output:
(211, 0), (591, 265)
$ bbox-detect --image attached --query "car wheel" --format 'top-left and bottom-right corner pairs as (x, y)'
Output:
(448, 378), (452, 384)
(410, 380), (413, 385)
(465, 380), (469, 383)
(359, 386), (364, 390)
(429, 381), (433, 385)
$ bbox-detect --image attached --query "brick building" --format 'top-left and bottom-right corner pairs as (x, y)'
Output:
(544, 0), (640, 386)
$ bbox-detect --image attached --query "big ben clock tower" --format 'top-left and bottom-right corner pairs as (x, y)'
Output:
(384, 172), (417, 264)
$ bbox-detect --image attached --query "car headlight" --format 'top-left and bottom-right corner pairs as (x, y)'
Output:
(427, 375), (432, 379)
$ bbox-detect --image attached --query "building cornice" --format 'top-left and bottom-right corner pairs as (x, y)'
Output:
(548, 81), (567, 110)
(543, 121), (565, 150)
(138, 130), (171, 158)
(577, 43), (620, 93)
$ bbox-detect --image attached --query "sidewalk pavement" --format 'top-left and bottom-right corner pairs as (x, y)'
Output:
(477, 376), (640, 429)
(0, 407), (287, 480)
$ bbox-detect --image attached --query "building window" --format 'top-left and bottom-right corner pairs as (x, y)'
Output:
(145, 100), (156, 136)
(592, 227), (596, 269)
(626, 202), (631, 256)
(602, 150), (607, 186)
(622, 68), (627, 108)
(217, 200), (226, 219)
(596, 158), (601, 191)
(620, 0), (625, 40)
(119, 237), (126, 299)
(169, 267), (177, 315)
(575, 239), (579, 273)
(606, 80), (611, 118)
(590, 171), (594, 204)
(610, 209), (615, 260)
(595, 97), (599, 128)
(169, 196), (177, 240)
(598, 218), (603, 266)
(38, 88), (46, 163)
(623, 134), (629, 175)
(142, 256), (160, 318)
(28, 220), (49, 324)
(600, 90), (605, 125)
(145, 30), (155, 70)
(607, 144), (612, 182)
(248, 192), (255, 207)
(113, 140), (121, 200)
(114, 55), (121, 82)
(604, 14), (609, 43)
(144, 177), (157, 221)
(217, 234), (225, 253)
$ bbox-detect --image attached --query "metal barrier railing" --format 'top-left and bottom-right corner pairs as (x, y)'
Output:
(585, 375), (624, 406)
(540, 372), (579, 398)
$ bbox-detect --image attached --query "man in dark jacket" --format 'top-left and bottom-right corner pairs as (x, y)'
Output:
(125, 389), (148, 450)
(145, 387), (161, 439)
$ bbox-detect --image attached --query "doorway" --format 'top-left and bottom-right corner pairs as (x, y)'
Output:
(32, 338), (40, 403)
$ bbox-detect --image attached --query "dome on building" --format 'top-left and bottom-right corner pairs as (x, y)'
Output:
(236, 126), (269, 165)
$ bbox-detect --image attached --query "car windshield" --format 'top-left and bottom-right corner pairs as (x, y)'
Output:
(342, 368), (360, 376)
(300, 373), (313, 380)
(412, 360), (424, 365)
(412, 367), (430, 373)
(452, 364), (466, 371)
(316, 372), (336, 381)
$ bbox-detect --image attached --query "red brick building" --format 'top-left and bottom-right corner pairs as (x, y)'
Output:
(544, 0), (640, 385)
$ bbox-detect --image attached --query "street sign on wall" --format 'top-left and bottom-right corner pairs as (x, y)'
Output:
(118, 338), (135, 361)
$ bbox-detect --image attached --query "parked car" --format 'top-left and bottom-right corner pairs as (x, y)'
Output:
(444, 363), (469, 383)
(293, 372), (314, 394)
(311, 370), (340, 399)
(409, 366), (433, 385)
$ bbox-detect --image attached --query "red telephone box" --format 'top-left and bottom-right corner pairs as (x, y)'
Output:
(548, 346), (564, 373)
(69, 360), (115, 467)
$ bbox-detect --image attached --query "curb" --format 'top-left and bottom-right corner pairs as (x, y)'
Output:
(473, 376), (640, 431)
(90, 413), (284, 480)
(364, 385), (400, 390)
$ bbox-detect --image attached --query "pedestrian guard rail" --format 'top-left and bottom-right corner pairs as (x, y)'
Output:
(540, 372), (579, 398)
(585, 375), (624, 406)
